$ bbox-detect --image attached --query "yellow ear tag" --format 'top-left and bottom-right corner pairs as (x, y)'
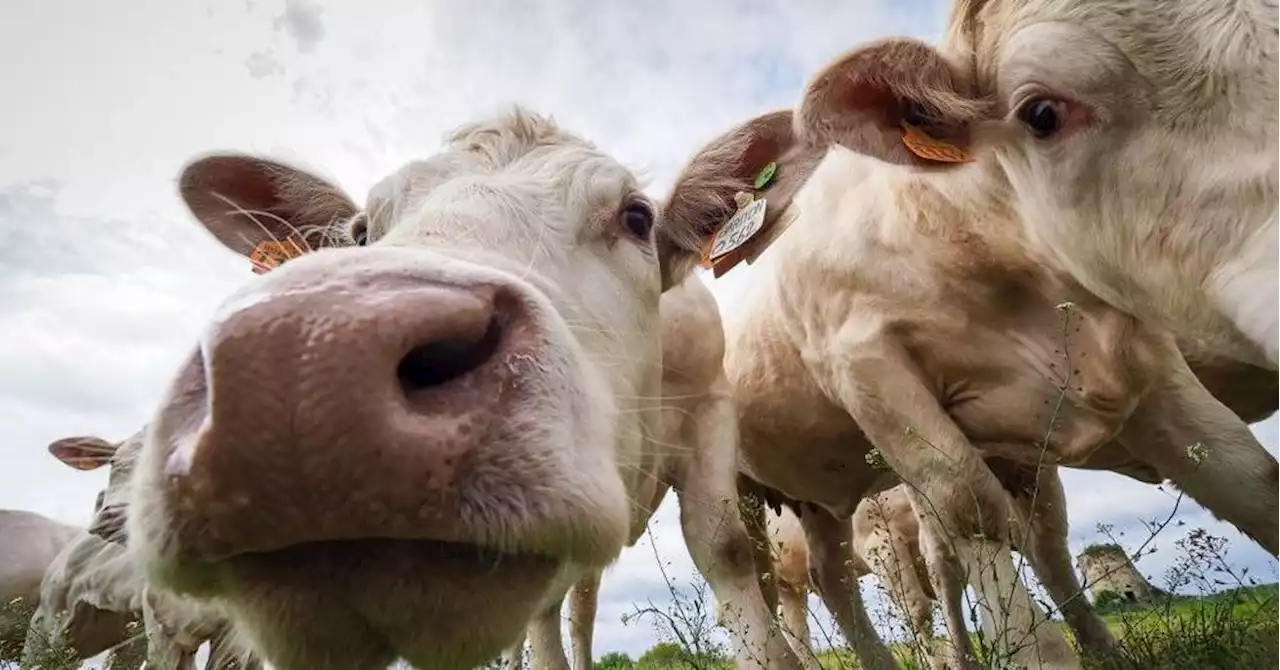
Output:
(901, 122), (973, 164)
(248, 233), (312, 275)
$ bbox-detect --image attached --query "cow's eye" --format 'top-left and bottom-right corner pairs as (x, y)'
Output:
(1017, 98), (1065, 139)
(349, 215), (369, 246)
(620, 202), (655, 240)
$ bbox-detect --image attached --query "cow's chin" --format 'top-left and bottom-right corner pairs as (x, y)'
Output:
(216, 539), (563, 670)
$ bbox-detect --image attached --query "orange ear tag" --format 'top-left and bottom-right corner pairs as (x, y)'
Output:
(248, 233), (312, 275)
(901, 122), (973, 164)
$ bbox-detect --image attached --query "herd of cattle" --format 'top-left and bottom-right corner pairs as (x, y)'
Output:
(1, 1), (1277, 669)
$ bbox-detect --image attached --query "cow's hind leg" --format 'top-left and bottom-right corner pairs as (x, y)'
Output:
(203, 622), (260, 670)
(797, 506), (898, 670)
(777, 580), (822, 670)
(859, 501), (939, 667)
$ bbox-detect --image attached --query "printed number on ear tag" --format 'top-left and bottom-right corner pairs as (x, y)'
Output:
(249, 233), (312, 275)
(901, 122), (973, 164)
(704, 197), (768, 264)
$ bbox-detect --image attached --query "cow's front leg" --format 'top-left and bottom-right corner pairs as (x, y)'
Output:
(1006, 466), (1118, 659)
(567, 570), (600, 670)
(676, 380), (803, 670)
(829, 340), (1079, 670)
(525, 601), (568, 670)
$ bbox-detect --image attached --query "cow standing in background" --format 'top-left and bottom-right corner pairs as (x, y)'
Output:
(26, 432), (258, 670)
(0, 509), (83, 663)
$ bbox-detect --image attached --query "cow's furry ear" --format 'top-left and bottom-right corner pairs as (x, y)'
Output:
(179, 153), (360, 258)
(48, 436), (116, 471)
(659, 109), (824, 288)
(798, 37), (987, 168)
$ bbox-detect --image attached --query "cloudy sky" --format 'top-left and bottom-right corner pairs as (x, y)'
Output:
(1, 0), (1276, 664)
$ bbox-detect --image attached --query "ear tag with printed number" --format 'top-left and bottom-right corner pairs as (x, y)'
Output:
(699, 161), (784, 276)
(248, 233), (312, 275)
(702, 193), (768, 267)
(901, 122), (973, 163)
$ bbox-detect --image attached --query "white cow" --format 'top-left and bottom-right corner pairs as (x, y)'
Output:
(20, 525), (146, 670)
(0, 509), (82, 663)
(501, 274), (795, 669)
(122, 107), (792, 670)
(656, 92), (1276, 668)
(767, 492), (933, 670)
(800, 0), (1280, 367)
(31, 433), (258, 670)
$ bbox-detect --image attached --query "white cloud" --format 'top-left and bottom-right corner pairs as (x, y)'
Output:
(0, 0), (1275, 665)
(273, 0), (327, 54)
(245, 50), (287, 79)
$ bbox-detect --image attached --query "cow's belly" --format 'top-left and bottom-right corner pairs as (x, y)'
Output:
(737, 420), (890, 519)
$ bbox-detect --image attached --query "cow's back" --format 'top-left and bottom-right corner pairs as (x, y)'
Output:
(0, 510), (79, 604)
(0, 509), (80, 659)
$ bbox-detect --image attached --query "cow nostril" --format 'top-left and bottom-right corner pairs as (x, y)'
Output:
(397, 315), (503, 394)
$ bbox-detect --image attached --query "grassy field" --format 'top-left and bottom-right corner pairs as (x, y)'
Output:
(602, 583), (1279, 670)
(1076, 583), (1278, 670)
(5, 583), (1275, 669)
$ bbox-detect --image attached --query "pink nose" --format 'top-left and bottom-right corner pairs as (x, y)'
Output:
(161, 263), (539, 558)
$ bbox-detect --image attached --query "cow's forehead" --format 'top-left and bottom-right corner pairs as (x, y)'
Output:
(952, 0), (1276, 99)
(361, 118), (638, 238)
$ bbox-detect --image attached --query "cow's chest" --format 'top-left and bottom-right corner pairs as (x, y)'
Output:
(919, 295), (1161, 466)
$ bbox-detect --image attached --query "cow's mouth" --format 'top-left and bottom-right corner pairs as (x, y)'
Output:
(229, 536), (560, 576)
(216, 538), (564, 670)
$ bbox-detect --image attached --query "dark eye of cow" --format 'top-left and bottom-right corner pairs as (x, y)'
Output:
(901, 100), (929, 127)
(620, 202), (654, 240)
(1018, 99), (1064, 139)
(349, 216), (369, 246)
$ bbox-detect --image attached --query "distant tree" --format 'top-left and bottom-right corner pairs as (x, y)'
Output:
(638, 642), (687, 666)
(635, 641), (728, 669)
(596, 651), (635, 669)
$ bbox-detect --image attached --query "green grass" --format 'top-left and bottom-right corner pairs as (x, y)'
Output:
(8, 584), (1275, 669)
(1076, 583), (1278, 670)
(605, 584), (1279, 670)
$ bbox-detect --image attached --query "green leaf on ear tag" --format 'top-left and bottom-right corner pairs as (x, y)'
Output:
(754, 161), (778, 190)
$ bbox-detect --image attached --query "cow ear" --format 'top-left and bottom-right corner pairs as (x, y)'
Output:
(797, 37), (988, 168)
(48, 436), (116, 471)
(178, 154), (360, 260)
(659, 109), (825, 289)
